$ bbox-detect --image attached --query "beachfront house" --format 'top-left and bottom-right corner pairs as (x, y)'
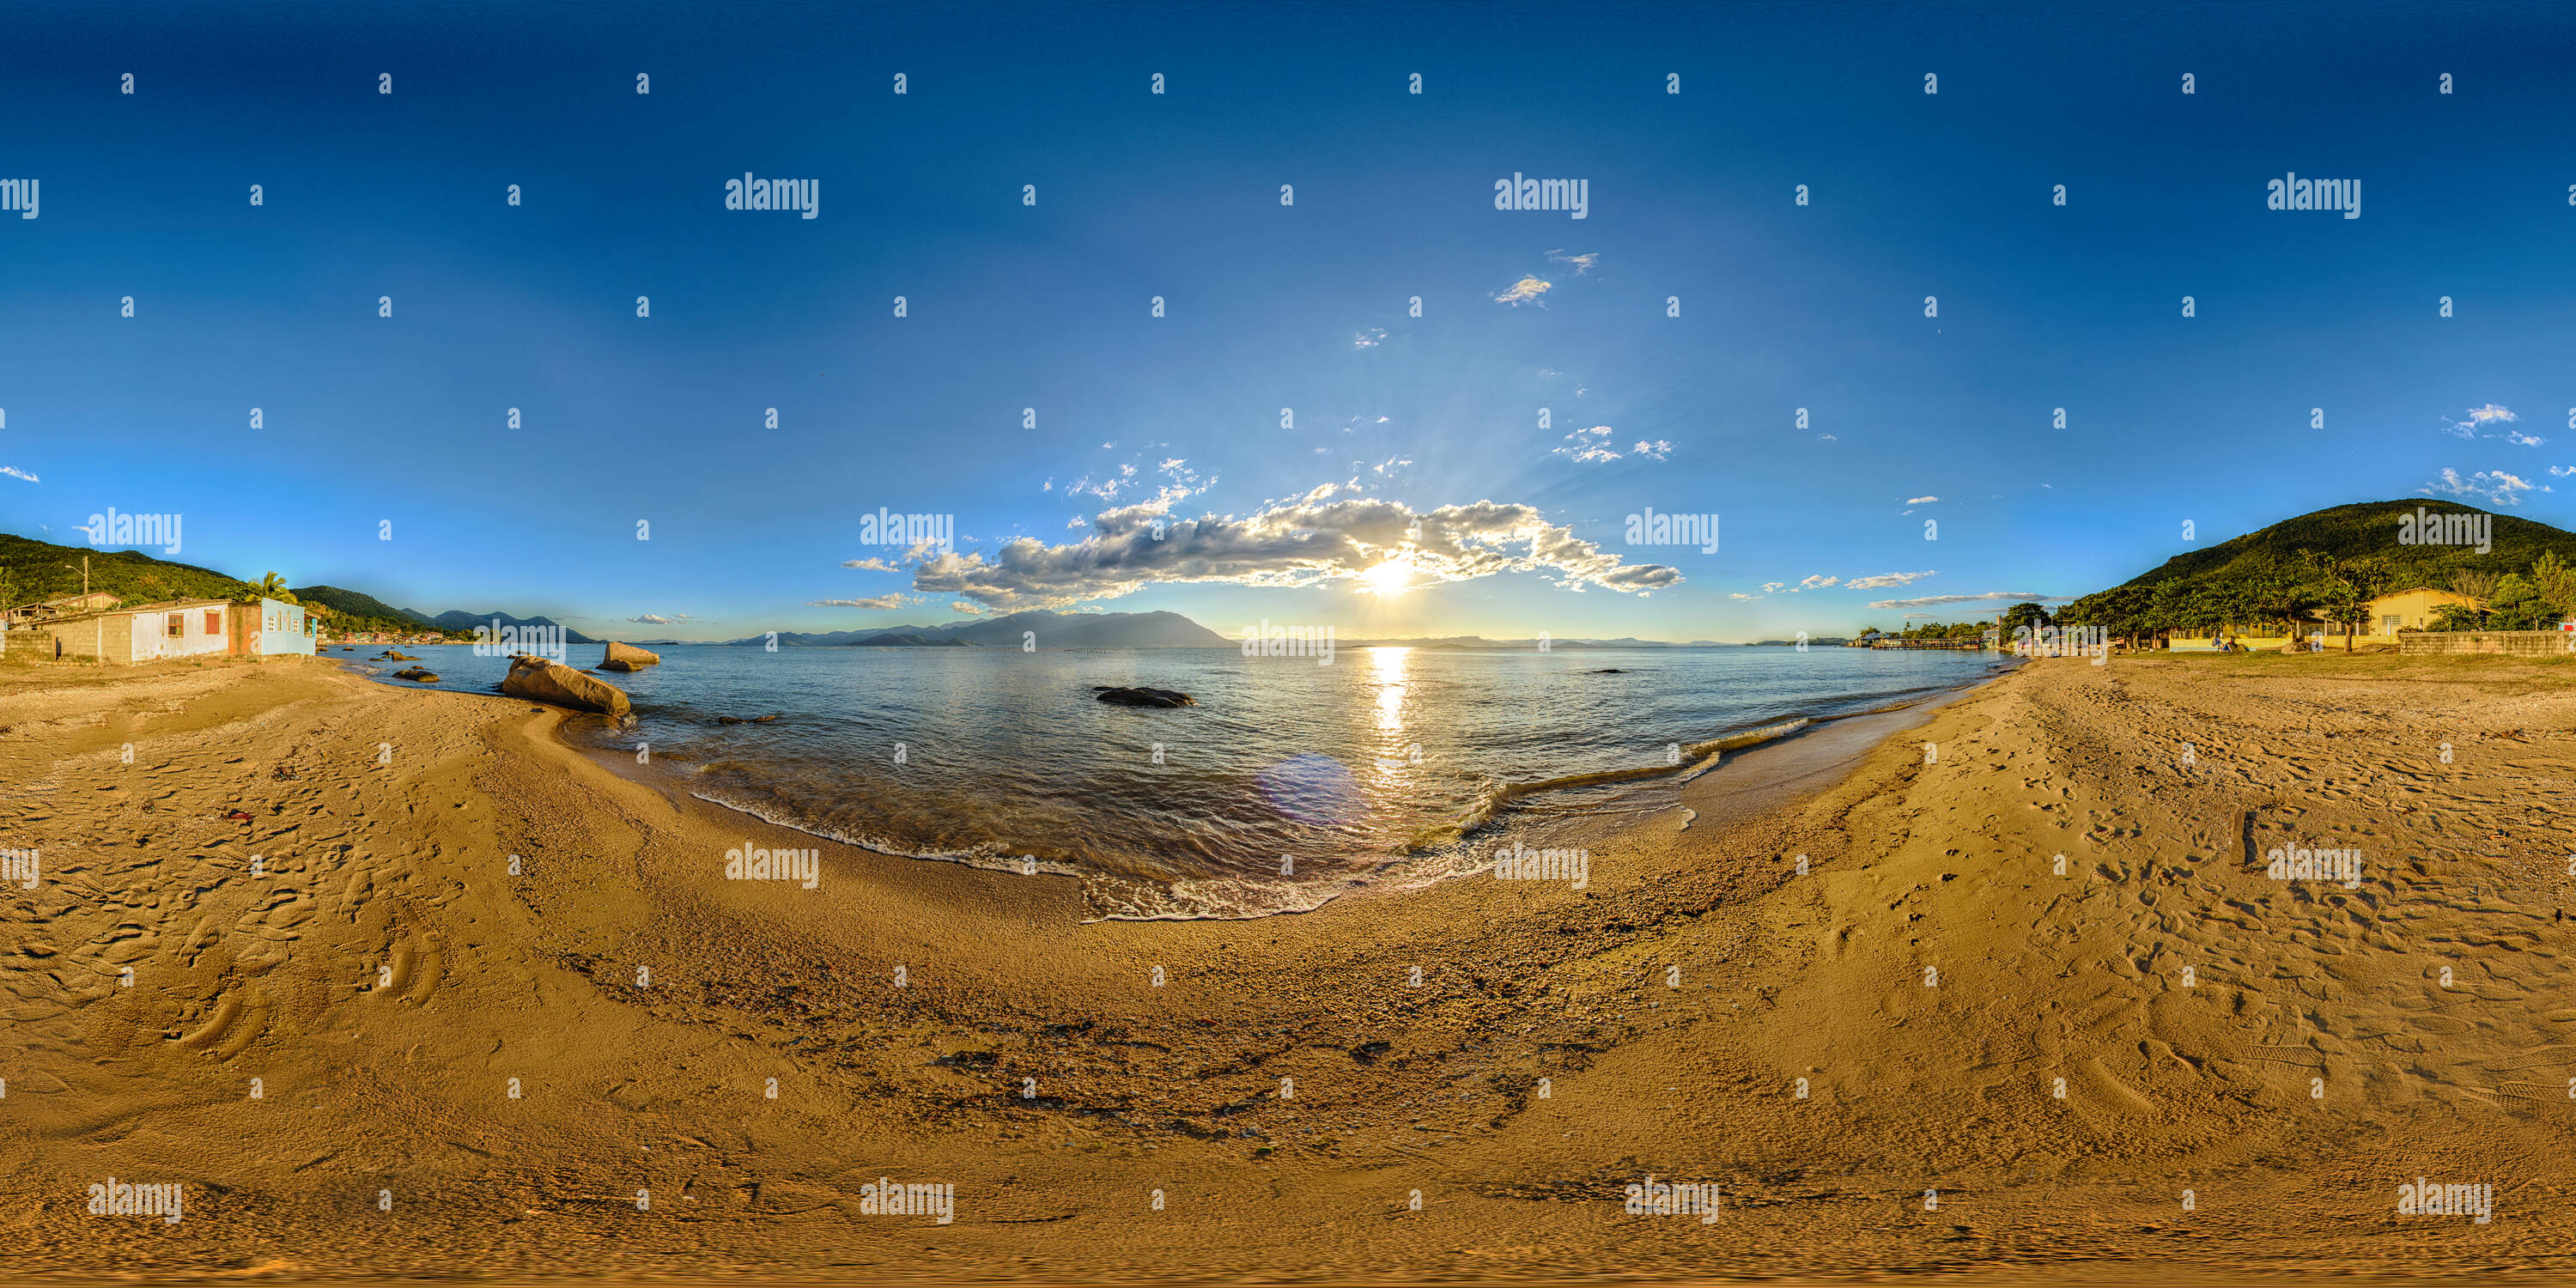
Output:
(229, 596), (317, 656)
(30, 598), (237, 664)
(2366, 586), (2483, 635)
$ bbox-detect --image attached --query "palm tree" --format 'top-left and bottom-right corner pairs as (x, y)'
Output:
(252, 573), (298, 605)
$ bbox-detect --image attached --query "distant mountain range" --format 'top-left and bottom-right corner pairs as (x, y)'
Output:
(1334, 635), (1738, 649)
(724, 612), (1753, 649)
(290, 586), (599, 643)
(726, 610), (1229, 648)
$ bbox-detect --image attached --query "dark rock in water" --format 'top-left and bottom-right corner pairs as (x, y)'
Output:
(753, 714), (780, 723)
(718, 715), (745, 725)
(392, 668), (440, 683)
(1589, 668), (1628, 674)
(1094, 685), (1196, 708)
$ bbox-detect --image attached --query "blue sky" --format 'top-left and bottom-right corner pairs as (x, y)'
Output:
(4, 0), (2574, 641)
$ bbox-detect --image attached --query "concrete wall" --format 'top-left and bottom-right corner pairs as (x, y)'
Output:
(32, 604), (231, 663)
(2398, 630), (2576, 657)
(128, 604), (231, 663)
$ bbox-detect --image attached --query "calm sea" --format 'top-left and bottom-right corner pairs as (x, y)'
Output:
(348, 643), (2002, 920)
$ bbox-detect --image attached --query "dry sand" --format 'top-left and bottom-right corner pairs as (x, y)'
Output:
(1, 649), (2571, 1284)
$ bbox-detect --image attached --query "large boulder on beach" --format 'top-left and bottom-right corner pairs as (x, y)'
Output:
(505, 654), (632, 719)
(1093, 685), (1195, 708)
(599, 641), (661, 672)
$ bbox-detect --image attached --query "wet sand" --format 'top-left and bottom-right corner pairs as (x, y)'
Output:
(1, 648), (2570, 1283)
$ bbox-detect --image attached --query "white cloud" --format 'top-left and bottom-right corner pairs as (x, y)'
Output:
(1760, 581), (1785, 593)
(1546, 250), (1598, 275)
(1354, 328), (1387, 349)
(2423, 467), (2544, 506)
(1, 465), (35, 483)
(2439, 404), (2519, 440)
(1067, 515), (1089, 529)
(2508, 430), (2548, 447)
(1631, 440), (1674, 461)
(1817, 434), (1837, 443)
(1372, 456), (1413, 477)
(807, 595), (919, 611)
(1867, 592), (2057, 610)
(628, 613), (690, 624)
(1905, 495), (1938, 505)
(948, 601), (985, 615)
(1798, 574), (1839, 590)
(1728, 592), (1762, 600)
(908, 494), (1681, 610)
(1494, 276), (1552, 307)
(1552, 426), (1620, 464)
(1844, 569), (1937, 590)
(842, 556), (900, 571)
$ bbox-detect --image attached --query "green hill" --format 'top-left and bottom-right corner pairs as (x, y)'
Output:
(291, 584), (434, 628)
(2058, 500), (2576, 638)
(0, 532), (452, 637)
(1, 532), (258, 606)
(2105, 500), (2576, 592)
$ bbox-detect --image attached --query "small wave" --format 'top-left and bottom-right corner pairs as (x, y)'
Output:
(1409, 716), (1817, 849)
(695, 787), (1437, 924)
(688, 790), (1084, 881)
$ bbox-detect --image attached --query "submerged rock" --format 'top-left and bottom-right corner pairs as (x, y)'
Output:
(600, 641), (662, 672)
(1093, 685), (1196, 708)
(392, 667), (440, 683)
(503, 653), (632, 719)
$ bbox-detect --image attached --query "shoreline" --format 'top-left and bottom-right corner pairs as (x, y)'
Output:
(516, 650), (2021, 923)
(3, 650), (2571, 1280)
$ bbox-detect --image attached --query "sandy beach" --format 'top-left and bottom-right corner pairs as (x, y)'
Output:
(3, 649), (2570, 1283)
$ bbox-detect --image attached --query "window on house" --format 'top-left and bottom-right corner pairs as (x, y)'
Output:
(2383, 615), (2401, 635)
(167, 613), (185, 637)
(207, 610), (223, 635)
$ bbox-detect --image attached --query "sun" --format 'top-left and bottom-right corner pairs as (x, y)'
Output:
(1359, 558), (1415, 596)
